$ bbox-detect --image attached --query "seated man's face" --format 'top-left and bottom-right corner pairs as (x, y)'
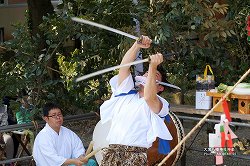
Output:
(45, 108), (64, 129)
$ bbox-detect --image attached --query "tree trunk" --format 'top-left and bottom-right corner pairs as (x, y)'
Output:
(27, 0), (54, 37)
(27, 0), (56, 79)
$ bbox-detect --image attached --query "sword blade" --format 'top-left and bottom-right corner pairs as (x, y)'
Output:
(75, 58), (149, 82)
(75, 52), (179, 82)
(156, 81), (181, 90)
(72, 17), (138, 40)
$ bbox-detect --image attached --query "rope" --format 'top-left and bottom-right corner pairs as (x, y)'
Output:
(158, 67), (250, 166)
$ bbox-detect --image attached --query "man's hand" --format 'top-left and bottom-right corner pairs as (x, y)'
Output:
(72, 158), (84, 166)
(149, 53), (164, 68)
(79, 155), (88, 163)
(118, 35), (152, 85)
(136, 35), (152, 49)
(63, 158), (84, 166)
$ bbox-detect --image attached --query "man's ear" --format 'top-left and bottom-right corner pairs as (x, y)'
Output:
(42, 116), (48, 122)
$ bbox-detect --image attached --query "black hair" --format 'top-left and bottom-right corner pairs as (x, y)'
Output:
(43, 102), (62, 117)
(2, 96), (10, 107)
(157, 65), (168, 84)
(2, 96), (18, 107)
(157, 65), (171, 95)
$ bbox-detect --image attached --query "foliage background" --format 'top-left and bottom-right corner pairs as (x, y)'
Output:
(0, 0), (249, 115)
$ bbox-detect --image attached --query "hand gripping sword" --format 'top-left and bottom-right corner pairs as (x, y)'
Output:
(72, 17), (180, 90)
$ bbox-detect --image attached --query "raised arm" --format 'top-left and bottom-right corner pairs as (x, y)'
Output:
(144, 53), (164, 114)
(118, 36), (152, 85)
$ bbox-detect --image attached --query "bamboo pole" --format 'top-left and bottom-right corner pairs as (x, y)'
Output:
(85, 141), (94, 155)
(83, 148), (101, 160)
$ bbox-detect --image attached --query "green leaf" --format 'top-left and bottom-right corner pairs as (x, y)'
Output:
(45, 54), (51, 61)
(230, 30), (236, 35)
(50, 44), (57, 48)
(213, 2), (220, 8)
(42, 80), (54, 86)
(197, 48), (203, 55)
(36, 68), (42, 76)
(225, 30), (232, 37)
(171, 2), (178, 8)
(30, 65), (38, 73)
(204, 34), (209, 41)
(203, 22), (209, 28)
(47, 93), (56, 99)
(220, 31), (227, 38)
(75, 33), (81, 39)
(46, 40), (51, 45)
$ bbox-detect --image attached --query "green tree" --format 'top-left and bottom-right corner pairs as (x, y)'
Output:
(1, 0), (249, 112)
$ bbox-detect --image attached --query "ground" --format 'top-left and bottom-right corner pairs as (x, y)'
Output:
(16, 114), (249, 165)
(65, 116), (249, 166)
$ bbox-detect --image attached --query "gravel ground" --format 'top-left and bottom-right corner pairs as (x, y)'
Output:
(15, 113), (249, 166)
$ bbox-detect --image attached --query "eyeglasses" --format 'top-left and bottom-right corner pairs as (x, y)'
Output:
(47, 114), (63, 119)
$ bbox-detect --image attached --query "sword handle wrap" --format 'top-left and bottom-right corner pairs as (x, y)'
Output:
(148, 52), (179, 62)
(162, 52), (179, 60)
(136, 36), (143, 44)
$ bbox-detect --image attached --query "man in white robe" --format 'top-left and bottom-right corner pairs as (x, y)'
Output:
(33, 103), (96, 166)
(100, 36), (173, 166)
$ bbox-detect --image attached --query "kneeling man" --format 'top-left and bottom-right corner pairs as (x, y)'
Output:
(33, 103), (96, 166)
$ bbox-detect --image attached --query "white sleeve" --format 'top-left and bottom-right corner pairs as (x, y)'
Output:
(146, 96), (172, 144)
(33, 134), (66, 166)
(109, 74), (135, 96)
(71, 132), (85, 158)
(157, 95), (170, 117)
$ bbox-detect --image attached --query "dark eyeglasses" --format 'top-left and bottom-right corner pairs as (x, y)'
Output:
(47, 114), (63, 119)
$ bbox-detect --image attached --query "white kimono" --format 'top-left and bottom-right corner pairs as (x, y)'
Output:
(33, 123), (85, 166)
(100, 74), (173, 148)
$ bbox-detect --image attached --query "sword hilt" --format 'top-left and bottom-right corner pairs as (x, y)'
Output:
(136, 36), (159, 46)
(136, 36), (143, 43)
(162, 52), (179, 60)
(137, 36), (179, 60)
(148, 52), (179, 62)
(136, 35), (167, 45)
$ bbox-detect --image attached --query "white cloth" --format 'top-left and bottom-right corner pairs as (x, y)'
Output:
(33, 123), (85, 166)
(135, 75), (147, 86)
(0, 105), (8, 126)
(100, 74), (173, 148)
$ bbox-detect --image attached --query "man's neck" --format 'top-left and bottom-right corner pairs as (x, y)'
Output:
(138, 88), (144, 98)
(47, 124), (61, 135)
(53, 127), (61, 135)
